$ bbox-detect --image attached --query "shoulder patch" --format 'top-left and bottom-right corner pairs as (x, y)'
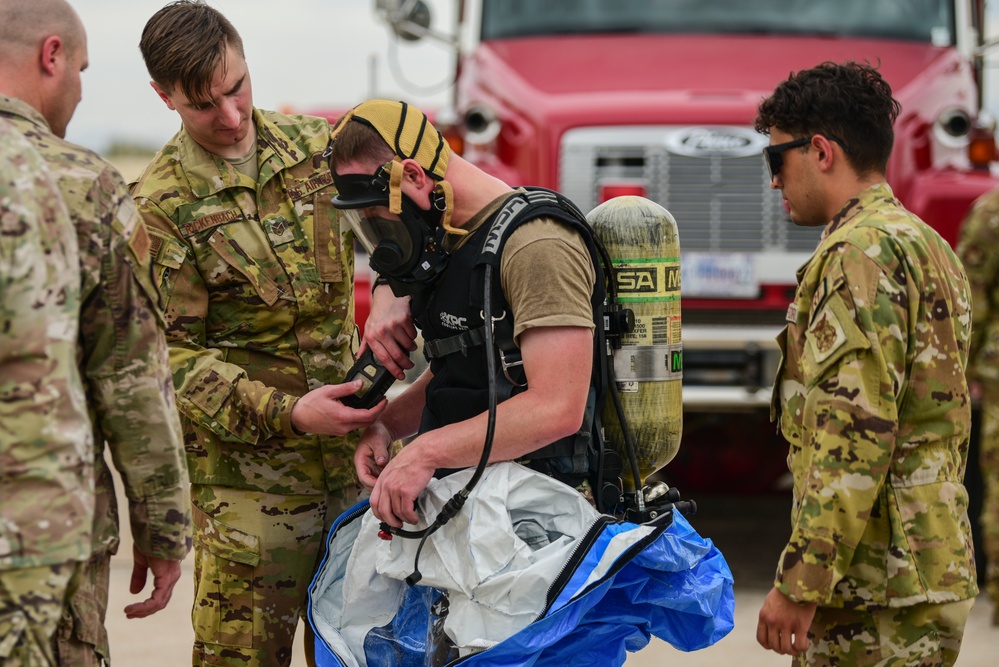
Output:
(807, 307), (847, 363)
(114, 194), (150, 262)
(128, 219), (152, 263)
(148, 228), (187, 269)
(800, 289), (871, 382)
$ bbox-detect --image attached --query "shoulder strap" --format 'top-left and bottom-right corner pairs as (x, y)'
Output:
(472, 186), (605, 311)
(424, 187), (622, 507)
(425, 187), (606, 365)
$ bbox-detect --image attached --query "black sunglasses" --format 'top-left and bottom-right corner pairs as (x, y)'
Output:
(763, 135), (852, 180)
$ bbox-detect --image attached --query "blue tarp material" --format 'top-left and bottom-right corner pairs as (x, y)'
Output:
(308, 466), (735, 667)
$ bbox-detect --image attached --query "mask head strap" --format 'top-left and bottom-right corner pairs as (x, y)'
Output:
(435, 180), (466, 236)
(388, 159), (405, 215)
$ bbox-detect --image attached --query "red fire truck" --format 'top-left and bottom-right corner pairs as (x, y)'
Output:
(368, 0), (999, 494)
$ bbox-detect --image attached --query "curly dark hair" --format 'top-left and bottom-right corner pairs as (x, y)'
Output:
(754, 61), (901, 176)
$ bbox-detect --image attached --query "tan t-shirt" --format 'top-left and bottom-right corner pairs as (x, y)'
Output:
(446, 191), (596, 343)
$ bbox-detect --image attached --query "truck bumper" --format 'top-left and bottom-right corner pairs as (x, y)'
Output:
(679, 324), (781, 410)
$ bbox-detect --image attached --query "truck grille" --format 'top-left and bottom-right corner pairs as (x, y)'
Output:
(559, 126), (822, 253)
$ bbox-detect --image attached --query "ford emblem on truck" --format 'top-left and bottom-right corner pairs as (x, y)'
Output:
(666, 127), (768, 158)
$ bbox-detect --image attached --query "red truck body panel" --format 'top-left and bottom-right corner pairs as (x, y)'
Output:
(461, 34), (983, 239)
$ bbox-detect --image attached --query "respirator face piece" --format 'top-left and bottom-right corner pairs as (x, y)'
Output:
(341, 207), (423, 277)
(332, 168), (448, 287)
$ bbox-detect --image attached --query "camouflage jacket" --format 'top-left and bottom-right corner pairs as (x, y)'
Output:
(0, 96), (192, 562)
(771, 182), (978, 609)
(0, 119), (92, 569)
(130, 108), (357, 495)
(957, 186), (999, 383)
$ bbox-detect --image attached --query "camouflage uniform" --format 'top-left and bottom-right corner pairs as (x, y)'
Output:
(957, 186), (999, 624)
(771, 183), (978, 663)
(0, 119), (88, 665)
(130, 108), (358, 667)
(0, 95), (193, 666)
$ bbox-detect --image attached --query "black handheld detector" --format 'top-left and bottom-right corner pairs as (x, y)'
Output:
(341, 348), (396, 409)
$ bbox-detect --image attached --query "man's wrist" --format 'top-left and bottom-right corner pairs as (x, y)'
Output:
(277, 394), (304, 437)
(372, 274), (390, 293)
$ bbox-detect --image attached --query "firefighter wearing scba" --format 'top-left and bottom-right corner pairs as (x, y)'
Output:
(325, 99), (611, 528)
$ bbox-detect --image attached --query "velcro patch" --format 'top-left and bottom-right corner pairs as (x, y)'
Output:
(265, 216), (295, 246)
(807, 306), (847, 364)
(811, 278), (829, 316)
(179, 209), (242, 237)
(287, 171), (334, 201)
(151, 231), (187, 270)
(128, 218), (152, 263)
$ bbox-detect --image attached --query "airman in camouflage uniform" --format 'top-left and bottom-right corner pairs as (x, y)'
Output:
(957, 187), (999, 626)
(132, 3), (387, 665)
(0, 2), (193, 664)
(755, 62), (978, 665)
(0, 117), (88, 667)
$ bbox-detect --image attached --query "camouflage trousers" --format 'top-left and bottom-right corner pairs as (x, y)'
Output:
(54, 459), (119, 667)
(0, 562), (77, 666)
(190, 484), (357, 667)
(796, 599), (974, 667)
(980, 386), (999, 621)
(53, 549), (112, 667)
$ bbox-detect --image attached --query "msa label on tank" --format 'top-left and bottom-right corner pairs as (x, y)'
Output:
(612, 258), (680, 302)
(613, 344), (683, 386)
(620, 314), (682, 347)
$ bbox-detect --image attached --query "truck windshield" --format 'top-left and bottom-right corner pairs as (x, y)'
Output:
(480, 0), (954, 45)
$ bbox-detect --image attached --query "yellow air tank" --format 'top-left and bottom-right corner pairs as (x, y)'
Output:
(587, 196), (682, 491)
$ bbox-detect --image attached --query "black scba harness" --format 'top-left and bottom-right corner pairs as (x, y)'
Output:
(421, 188), (624, 513)
(386, 189), (693, 586)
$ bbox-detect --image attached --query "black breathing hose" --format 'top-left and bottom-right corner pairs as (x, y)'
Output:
(593, 236), (644, 508)
(384, 264), (500, 586)
(387, 227), (649, 587)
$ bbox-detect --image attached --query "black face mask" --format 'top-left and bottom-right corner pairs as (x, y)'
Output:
(364, 200), (449, 289)
(331, 168), (450, 296)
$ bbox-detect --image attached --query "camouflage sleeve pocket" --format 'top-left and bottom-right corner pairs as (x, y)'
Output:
(147, 228), (188, 310)
(183, 367), (239, 422)
(801, 290), (870, 384)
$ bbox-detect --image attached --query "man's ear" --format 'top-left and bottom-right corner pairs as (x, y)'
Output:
(812, 135), (836, 173)
(401, 159), (428, 189)
(38, 35), (63, 77)
(399, 158), (436, 208)
(150, 81), (177, 111)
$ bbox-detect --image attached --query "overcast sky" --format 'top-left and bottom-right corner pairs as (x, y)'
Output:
(65, 0), (455, 153)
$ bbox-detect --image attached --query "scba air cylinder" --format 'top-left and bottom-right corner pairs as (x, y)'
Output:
(587, 196), (682, 490)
